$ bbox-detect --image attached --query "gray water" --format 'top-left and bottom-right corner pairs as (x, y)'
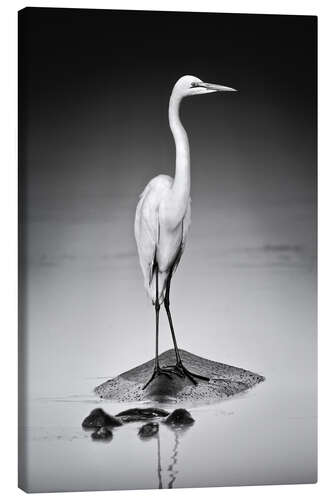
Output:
(22, 368), (316, 492)
(21, 194), (317, 492)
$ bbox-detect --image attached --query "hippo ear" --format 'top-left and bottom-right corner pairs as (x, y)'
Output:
(82, 408), (122, 429)
(165, 409), (195, 426)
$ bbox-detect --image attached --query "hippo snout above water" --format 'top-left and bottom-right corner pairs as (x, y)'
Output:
(116, 407), (169, 422)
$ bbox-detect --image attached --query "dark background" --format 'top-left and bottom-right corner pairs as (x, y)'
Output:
(20, 8), (316, 210)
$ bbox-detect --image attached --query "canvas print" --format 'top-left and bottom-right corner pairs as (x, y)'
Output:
(18, 7), (317, 492)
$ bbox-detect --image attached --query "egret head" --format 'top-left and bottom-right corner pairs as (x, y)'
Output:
(172, 75), (237, 98)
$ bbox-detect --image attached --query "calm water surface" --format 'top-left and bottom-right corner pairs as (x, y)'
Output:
(24, 369), (316, 492)
(22, 207), (317, 492)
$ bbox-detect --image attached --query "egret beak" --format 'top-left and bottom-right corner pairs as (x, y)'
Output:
(192, 82), (237, 93)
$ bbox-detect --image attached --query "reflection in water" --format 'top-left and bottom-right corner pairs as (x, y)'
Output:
(157, 433), (163, 489)
(167, 429), (180, 489)
(25, 376), (317, 493)
(155, 427), (184, 489)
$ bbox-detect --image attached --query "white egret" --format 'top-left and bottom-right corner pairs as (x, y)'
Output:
(134, 75), (236, 389)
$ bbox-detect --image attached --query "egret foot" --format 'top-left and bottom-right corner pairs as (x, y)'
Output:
(142, 367), (173, 391)
(165, 363), (210, 386)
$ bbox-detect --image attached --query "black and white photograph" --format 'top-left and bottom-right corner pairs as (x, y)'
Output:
(18, 7), (317, 493)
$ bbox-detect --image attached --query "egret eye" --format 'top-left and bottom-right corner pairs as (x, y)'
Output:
(191, 82), (200, 88)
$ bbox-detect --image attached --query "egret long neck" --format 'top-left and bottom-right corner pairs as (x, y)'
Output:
(168, 92), (190, 224)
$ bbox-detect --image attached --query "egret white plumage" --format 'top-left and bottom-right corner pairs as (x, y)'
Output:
(134, 75), (236, 389)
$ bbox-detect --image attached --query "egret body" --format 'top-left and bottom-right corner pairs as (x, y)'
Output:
(134, 75), (236, 389)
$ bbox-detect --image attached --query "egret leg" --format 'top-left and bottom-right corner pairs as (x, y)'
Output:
(164, 275), (210, 385)
(142, 269), (172, 390)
